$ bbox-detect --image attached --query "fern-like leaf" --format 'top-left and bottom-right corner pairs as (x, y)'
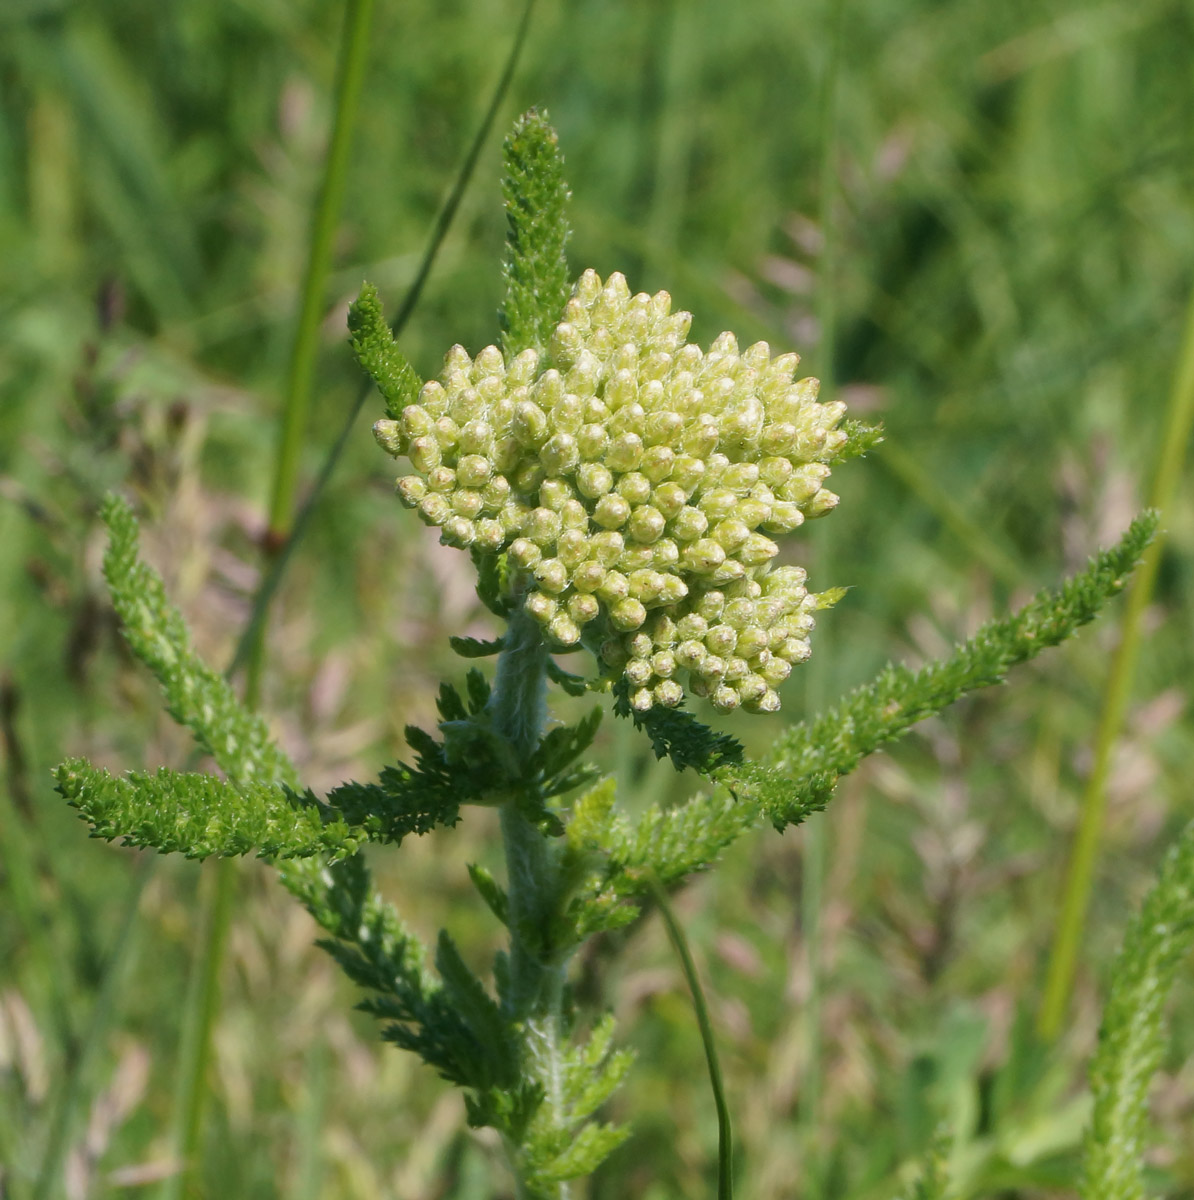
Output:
(348, 281), (423, 418)
(98, 494), (297, 789)
(57, 760), (362, 861)
(499, 109), (572, 358)
(757, 512), (1159, 829)
(1080, 817), (1194, 1200)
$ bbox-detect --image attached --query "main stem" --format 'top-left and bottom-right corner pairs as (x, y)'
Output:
(491, 600), (570, 1198)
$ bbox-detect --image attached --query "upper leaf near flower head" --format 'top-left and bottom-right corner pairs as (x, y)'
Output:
(361, 270), (850, 715)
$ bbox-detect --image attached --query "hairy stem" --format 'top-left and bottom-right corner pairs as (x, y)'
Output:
(491, 601), (570, 1197)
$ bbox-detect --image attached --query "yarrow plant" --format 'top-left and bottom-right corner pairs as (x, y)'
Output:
(369, 266), (846, 715)
(55, 112), (1187, 1198)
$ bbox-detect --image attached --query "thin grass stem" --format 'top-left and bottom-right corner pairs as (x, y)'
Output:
(226, 0), (538, 679)
(160, 5), (378, 1193)
(33, 856), (153, 1200)
(799, 2), (846, 1189)
(267, 0), (378, 540)
(648, 875), (733, 1200)
(1038, 282), (1194, 1039)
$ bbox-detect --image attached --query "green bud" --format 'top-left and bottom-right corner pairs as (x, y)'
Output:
(610, 597), (647, 631)
(525, 507), (562, 546)
(672, 506), (709, 542)
(418, 379), (448, 417)
(481, 475), (511, 511)
(589, 530), (624, 565)
(670, 454), (706, 491)
(683, 539), (726, 573)
(735, 626), (770, 659)
(442, 516), (475, 546)
(659, 575), (688, 605)
(593, 494), (631, 530)
(597, 570), (629, 603)
(625, 657), (653, 686)
(567, 593), (600, 624)
(541, 432), (580, 476)
(419, 493), (452, 526)
(628, 570), (666, 603)
(675, 640), (707, 670)
(739, 532), (779, 566)
(712, 686), (740, 712)
(652, 539), (680, 569)
(409, 436), (441, 473)
(547, 614), (582, 646)
(451, 490), (483, 519)
(459, 419), (495, 456)
(712, 519), (750, 551)
(630, 687), (654, 713)
(396, 476), (426, 507)
(513, 400), (549, 447)
(512, 461), (546, 494)
(526, 592), (557, 624)
(474, 519), (504, 552)
(804, 488), (839, 518)
(557, 528), (589, 567)
(456, 454), (493, 488)
(577, 462), (614, 499)
(698, 489), (738, 522)
(401, 404), (435, 440)
(705, 624), (737, 655)
(572, 561), (607, 593)
(651, 650), (676, 679)
(627, 506), (665, 544)
(373, 419), (405, 456)
(653, 483), (687, 520)
(619, 543), (654, 572)
(507, 348), (540, 386)
(578, 423), (611, 460)
(509, 538), (542, 569)
(606, 433), (644, 473)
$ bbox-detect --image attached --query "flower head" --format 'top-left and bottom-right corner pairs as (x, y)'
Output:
(374, 270), (846, 713)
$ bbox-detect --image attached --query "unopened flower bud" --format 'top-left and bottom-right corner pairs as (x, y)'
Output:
(373, 419), (405, 456)
(610, 597), (647, 631)
(396, 475), (426, 507)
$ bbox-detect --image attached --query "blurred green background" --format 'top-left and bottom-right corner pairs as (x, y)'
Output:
(2, 0), (1193, 1196)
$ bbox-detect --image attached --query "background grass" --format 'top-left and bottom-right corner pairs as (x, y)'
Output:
(2, 0), (1193, 1196)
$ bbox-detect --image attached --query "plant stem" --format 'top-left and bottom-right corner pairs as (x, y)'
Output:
(226, 0), (539, 680)
(266, 0), (377, 540)
(1038, 282), (1194, 1039)
(490, 602), (570, 1197)
(162, 6), (378, 1193)
(800, 1), (846, 1189)
(161, 857), (236, 1200)
(649, 875), (734, 1200)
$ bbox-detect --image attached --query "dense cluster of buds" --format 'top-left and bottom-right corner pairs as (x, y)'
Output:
(374, 270), (846, 713)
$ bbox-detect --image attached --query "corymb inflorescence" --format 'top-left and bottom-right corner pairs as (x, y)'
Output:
(372, 270), (846, 714)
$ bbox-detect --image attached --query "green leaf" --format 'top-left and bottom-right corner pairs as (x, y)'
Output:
(547, 658), (590, 697)
(468, 863), (509, 926)
(96, 494), (297, 789)
(499, 109), (572, 358)
(611, 679), (744, 775)
(56, 760), (363, 861)
(530, 707), (602, 785)
(831, 418), (884, 463)
(758, 512), (1160, 830)
(348, 281), (423, 418)
(1080, 817), (1194, 1200)
(450, 635), (506, 658)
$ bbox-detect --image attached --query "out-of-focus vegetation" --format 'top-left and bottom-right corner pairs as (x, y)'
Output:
(1, 0), (1192, 1196)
